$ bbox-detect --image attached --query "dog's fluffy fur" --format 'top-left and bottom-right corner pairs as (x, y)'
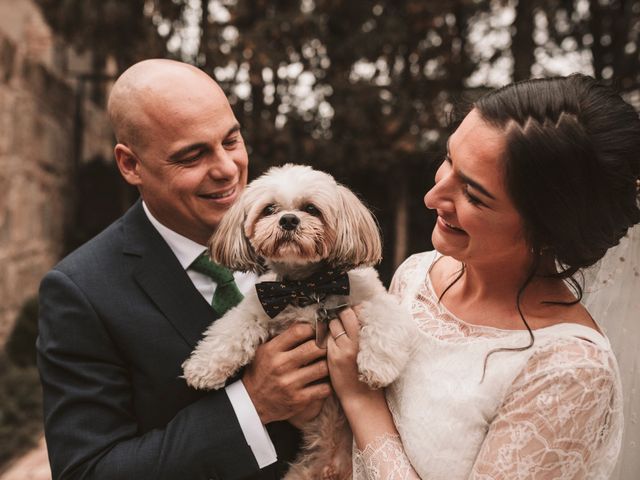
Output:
(182, 164), (416, 480)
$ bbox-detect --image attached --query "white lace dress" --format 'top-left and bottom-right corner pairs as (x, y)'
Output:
(353, 251), (623, 480)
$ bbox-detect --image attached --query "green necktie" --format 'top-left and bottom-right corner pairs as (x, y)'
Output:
(190, 252), (244, 316)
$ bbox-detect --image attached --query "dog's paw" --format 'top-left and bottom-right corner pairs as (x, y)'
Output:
(357, 351), (404, 388)
(181, 355), (229, 390)
(356, 301), (415, 388)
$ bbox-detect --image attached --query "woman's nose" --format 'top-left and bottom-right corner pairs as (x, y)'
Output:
(424, 186), (440, 210)
(424, 169), (454, 211)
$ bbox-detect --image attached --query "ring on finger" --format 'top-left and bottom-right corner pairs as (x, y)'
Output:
(333, 331), (348, 340)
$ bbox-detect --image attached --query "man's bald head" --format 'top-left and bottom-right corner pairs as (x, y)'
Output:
(107, 59), (225, 150)
(109, 58), (248, 243)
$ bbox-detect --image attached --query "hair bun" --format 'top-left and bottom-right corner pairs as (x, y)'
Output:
(476, 74), (640, 277)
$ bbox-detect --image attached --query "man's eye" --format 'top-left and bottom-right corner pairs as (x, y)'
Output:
(262, 204), (276, 215)
(178, 151), (204, 164)
(223, 137), (240, 148)
(304, 204), (320, 216)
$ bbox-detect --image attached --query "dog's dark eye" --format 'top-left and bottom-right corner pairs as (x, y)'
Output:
(304, 204), (320, 216)
(262, 204), (276, 216)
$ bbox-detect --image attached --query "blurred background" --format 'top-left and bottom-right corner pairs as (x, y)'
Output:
(0, 0), (638, 478)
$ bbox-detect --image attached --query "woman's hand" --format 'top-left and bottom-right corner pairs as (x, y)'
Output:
(327, 307), (384, 411)
(327, 307), (400, 450)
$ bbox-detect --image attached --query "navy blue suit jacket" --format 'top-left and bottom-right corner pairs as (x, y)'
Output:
(37, 200), (300, 479)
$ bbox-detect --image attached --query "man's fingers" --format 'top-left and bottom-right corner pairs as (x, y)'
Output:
(306, 399), (325, 416)
(288, 338), (327, 366)
(299, 382), (332, 403)
(269, 322), (315, 351)
(290, 359), (329, 387)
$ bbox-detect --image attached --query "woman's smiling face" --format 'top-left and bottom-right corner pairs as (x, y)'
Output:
(424, 109), (529, 267)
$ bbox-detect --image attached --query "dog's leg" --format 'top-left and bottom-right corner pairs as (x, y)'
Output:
(283, 396), (353, 480)
(356, 295), (416, 388)
(182, 306), (269, 390)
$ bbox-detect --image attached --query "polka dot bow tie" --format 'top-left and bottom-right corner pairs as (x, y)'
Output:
(255, 269), (350, 318)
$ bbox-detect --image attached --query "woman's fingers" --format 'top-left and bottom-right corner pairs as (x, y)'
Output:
(328, 318), (347, 340)
(339, 307), (360, 342)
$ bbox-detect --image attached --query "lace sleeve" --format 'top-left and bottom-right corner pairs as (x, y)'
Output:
(470, 339), (623, 480)
(353, 434), (421, 480)
(389, 258), (411, 298)
(389, 252), (432, 299)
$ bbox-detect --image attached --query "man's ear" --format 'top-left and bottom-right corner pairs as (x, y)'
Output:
(114, 144), (142, 186)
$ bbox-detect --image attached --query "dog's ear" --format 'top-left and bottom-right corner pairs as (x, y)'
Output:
(209, 191), (262, 272)
(329, 185), (382, 268)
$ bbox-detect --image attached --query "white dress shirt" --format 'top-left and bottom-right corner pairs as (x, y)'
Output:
(142, 202), (277, 468)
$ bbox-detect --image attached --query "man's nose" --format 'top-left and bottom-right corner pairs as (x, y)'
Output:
(208, 148), (238, 179)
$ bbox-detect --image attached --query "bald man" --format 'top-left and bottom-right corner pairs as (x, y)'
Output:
(37, 60), (330, 480)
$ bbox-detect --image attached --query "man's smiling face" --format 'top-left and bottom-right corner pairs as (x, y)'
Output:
(124, 66), (249, 245)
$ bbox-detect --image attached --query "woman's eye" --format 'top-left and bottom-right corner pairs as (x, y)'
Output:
(463, 187), (483, 206)
(262, 204), (276, 215)
(304, 204), (320, 216)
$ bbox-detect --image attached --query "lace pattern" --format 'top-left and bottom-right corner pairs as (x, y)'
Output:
(471, 339), (623, 479)
(389, 252), (536, 342)
(353, 434), (420, 480)
(352, 251), (623, 479)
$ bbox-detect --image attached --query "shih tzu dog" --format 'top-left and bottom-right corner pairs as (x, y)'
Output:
(182, 164), (416, 480)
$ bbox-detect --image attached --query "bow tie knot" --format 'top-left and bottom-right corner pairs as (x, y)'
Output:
(256, 269), (350, 318)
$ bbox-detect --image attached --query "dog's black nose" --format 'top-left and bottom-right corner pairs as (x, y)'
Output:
(279, 214), (300, 231)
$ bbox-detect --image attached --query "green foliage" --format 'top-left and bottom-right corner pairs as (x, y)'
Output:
(0, 354), (43, 470)
(199, 1), (481, 275)
(35, 0), (174, 70)
(34, 0), (640, 278)
(5, 297), (39, 368)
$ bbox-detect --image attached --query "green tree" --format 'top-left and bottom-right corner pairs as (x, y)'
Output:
(36, 0), (640, 280)
(36, 0), (180, 73)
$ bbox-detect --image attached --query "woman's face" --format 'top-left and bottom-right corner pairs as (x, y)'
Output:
(424, 109), (529, 267)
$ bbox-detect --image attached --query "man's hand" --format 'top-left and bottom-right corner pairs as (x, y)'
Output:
(242, 323), (331, 425)
(288, 399), (325, 429)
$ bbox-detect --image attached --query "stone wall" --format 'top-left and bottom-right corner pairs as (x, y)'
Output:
(0, 0), (114, 344)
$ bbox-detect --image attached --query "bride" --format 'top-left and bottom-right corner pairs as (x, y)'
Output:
(327, 75), (639, 479)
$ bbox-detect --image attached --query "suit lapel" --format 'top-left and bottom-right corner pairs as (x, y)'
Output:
(122, 201), (219, 348)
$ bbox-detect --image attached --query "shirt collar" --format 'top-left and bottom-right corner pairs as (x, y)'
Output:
(142, 201), (206, 269)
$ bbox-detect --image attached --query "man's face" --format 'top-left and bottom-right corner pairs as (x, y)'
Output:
(132, 81), (248, 245)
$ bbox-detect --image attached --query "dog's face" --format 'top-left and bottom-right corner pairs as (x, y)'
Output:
(245, 167), (337, 265)
(210, 164), (382, 273)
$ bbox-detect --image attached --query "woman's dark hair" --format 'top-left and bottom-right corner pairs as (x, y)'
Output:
(476, 74), (640, 277)
(444, 75), (640, 379)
